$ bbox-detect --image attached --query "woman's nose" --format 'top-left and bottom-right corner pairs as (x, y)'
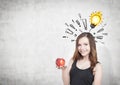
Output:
(80, 45), (85, 49)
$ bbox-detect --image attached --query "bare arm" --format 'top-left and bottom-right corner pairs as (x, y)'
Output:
(93, 63), (102, 85)
(62, 59), (73, 85)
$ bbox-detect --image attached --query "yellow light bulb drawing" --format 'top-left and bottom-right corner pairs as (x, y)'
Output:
(90, 11), (102, 28)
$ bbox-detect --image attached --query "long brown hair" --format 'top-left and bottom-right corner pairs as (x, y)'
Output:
(72, 32), (97, 71)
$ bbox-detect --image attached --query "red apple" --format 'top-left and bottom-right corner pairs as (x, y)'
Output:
(56, 58), (65, 67)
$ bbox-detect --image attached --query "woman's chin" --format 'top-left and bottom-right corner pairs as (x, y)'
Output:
(81, 54), (89, 57)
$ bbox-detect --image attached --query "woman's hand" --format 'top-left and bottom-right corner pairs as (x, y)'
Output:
(56, 65), (67, 70)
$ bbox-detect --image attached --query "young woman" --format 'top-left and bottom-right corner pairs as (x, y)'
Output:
(60, 32), (102, 85)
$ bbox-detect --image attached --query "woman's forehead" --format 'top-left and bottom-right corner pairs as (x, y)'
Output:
(78, 37), (89, 43)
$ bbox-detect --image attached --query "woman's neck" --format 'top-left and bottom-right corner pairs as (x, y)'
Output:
(82, 55), (89, 61)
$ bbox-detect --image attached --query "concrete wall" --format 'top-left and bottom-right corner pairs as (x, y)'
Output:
(0, 0), (120, 85)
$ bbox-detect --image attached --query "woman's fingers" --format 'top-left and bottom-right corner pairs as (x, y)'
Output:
(56, 66), (67, 70)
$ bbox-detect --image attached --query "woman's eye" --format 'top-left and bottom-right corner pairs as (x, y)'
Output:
(84, 44), (88, 46)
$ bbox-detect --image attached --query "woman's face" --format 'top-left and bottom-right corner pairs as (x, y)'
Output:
(77, 37), (90, 57)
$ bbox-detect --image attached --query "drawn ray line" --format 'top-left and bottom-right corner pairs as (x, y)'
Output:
(70, 24), (77, 31)
(62, 36), (68, 38)
(97, 28), (104, 33)
(82, 19), (87, 30)
(65, 23), (69, 27)
(96, 36), (103, 39)
(72, 19), (75, 23)
(78, 13), (82, 19)
(76, 20), (81, 27)
(65, 28), (74, 35)
(89, 28), (92, 32)
(79, 29), (83, 33)
(102, 33), (108, 35)
(74, 34), (77, 37)
(71, 39), (76, 42)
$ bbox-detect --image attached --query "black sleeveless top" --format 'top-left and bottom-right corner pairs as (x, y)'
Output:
(70, 60), (94, 85)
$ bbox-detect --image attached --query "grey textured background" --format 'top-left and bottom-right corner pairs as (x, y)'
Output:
(0, 0), (120, 85)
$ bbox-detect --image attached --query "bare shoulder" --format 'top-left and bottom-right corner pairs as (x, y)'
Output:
(94, 63), (102, 72)
(69, 58), (74, 64)
(67, 58), (74, 70)
(68, 58), (74, 66)
(96, 63), (102, 69)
